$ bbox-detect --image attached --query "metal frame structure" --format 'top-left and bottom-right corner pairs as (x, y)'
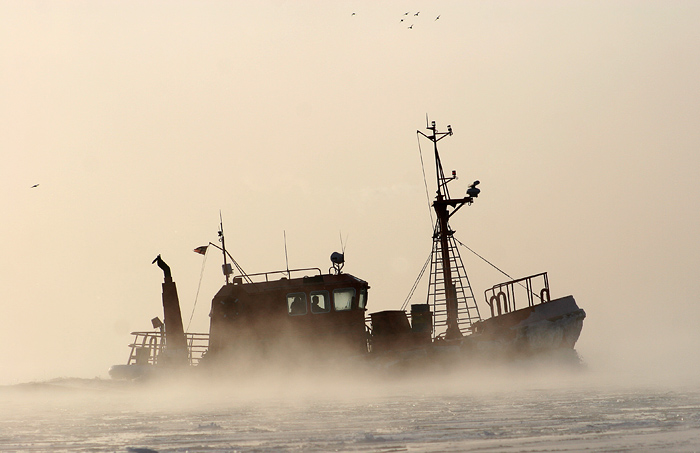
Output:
(483, 272), (551, 317)
(126, 331), (210, 367)
(418, 119), (482, 340)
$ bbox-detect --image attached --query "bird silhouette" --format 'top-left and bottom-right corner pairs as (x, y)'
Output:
(351, 12), (355, 16)
(408, 24), (413, 29)
(414, 11), (420, 16)
(435, 15), (440, 20)
(30, 184), (39, 188)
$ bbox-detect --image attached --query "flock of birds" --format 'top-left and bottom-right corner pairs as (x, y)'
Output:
(350, 11), (441, 29)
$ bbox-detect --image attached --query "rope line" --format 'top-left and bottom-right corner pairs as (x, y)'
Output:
(454, 237), (539, 299)
(453, 237), (513, 281)
(401, 250), (432, 311)
(417, 132), (435, 227)
(186, 249), (209, 332)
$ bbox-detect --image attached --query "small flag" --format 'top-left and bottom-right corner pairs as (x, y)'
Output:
(193, 245), (208, 255)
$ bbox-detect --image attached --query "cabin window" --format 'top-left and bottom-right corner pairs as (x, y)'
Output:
(358, 288), (367, 310)
(333, 288), (355, 311)
(287, 293), (307, 316)
(310, 291), (330, 314)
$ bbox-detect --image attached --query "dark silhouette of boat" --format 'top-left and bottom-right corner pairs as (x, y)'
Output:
(109, 120), (585, 380)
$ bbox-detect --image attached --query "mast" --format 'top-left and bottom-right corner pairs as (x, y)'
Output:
(198, 213), (252, 284)
(219, 211), (232, 284)
(418, 119), (481, 340)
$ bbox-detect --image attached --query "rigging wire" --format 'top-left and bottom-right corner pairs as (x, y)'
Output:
(401, 250), (433, 311)
(453, 236), (513, 281)
(406, 128), (536, 311)
(186, 248), (209, 332)
(417, 132), (435, 227)
(401, 132), (437, 311)
(453, 236), (538, 298)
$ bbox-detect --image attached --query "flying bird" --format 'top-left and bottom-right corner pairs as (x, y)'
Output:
(414, 11), (420, 16)
(408, 24), (413, 29)
(435, 15), (440, 20)
(351, 12), (356, 16)
(404, 12), (409, 15)
(30, 184), (39, 188)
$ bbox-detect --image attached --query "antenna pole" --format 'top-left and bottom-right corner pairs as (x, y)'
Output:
(284, 230), (290, 278)
(339, 231), (348, 254)
(219, 211), (231, 285)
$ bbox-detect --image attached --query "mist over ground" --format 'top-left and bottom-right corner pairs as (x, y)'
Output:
(3, 358), (700, 452)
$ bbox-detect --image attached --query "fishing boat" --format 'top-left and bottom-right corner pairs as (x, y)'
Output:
(109, 120), (585, 380)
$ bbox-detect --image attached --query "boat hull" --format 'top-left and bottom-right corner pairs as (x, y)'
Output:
(467, 295), (585, 355)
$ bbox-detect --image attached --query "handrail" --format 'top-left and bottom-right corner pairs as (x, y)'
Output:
(234, 267), (323, 283)
(483, 272), (550, 317)
(126, 331), (210, 366)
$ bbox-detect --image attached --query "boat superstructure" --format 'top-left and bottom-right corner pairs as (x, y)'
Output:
(367, 120), (585, 359)
(206, 268), (369, 367)
(110, 120), (585, 380)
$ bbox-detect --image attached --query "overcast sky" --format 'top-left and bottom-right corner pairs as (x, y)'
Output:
(2, 1), (699, 384)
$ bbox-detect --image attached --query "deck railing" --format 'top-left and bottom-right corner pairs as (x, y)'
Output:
(126, 331), (209, 366)
(232, 267), (323, 284)
(483, 272), (550, 317)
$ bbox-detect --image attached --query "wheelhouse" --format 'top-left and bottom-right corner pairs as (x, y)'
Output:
(206, 268), (369, 363)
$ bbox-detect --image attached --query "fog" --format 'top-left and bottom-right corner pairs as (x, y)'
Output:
(2, 350), (698, 450)
(0, 352), (683, 409)
(1, 1), (699, 396)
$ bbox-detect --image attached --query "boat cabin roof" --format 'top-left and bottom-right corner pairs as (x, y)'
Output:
(213, 270), (368, 300)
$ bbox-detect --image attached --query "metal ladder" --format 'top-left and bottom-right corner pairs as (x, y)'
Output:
(427, 224), (481, 338)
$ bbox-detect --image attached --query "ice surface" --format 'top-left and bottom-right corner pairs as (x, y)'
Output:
(1, 374), (700, 452)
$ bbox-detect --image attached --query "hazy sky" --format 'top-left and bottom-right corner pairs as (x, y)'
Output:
(2, 1), (699, 384)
